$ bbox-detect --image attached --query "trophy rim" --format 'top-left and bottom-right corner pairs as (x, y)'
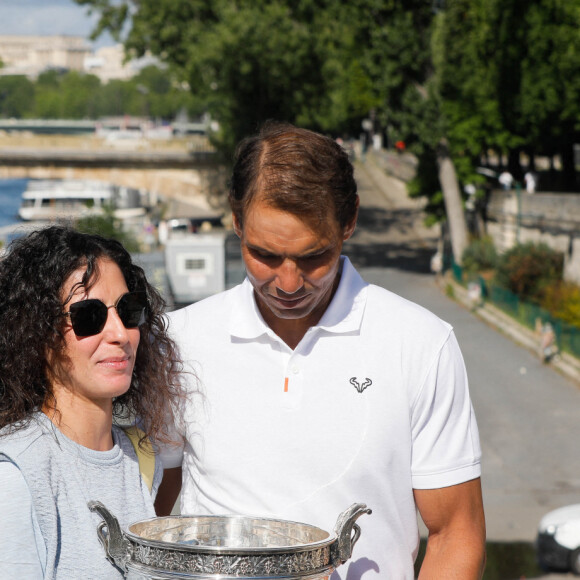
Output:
(125, 512), (338, 555)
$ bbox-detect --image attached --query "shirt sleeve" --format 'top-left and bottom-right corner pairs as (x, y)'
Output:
(152, 400), (186, 470)
(154, 436), (185, 469)
(0, 460), (46, 577)
(410, 331), (482, 489)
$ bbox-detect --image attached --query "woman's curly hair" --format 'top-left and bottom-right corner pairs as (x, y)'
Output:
(0, 225), (185, 444)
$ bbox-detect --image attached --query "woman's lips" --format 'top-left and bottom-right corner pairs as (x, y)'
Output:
(98, 356), (131, 369)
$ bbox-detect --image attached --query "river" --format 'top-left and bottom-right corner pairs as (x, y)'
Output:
(0, 178), (27, 228)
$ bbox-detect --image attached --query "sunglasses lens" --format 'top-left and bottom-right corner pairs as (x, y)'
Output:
(69, 299), (108, 337)
(66, 292), (147, 337)
(117, 292), (147, 328)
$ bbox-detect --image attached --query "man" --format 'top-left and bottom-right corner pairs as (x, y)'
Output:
(498, 171), (514, 190)
(157, 122), (486, 579)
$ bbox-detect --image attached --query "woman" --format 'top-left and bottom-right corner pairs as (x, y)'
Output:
(0, 226), (184, 578)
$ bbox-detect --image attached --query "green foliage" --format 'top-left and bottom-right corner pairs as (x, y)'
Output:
(75, 204), (141, 253)
(0, 76), (35, 118)
(483, 541), (545, 580)
(130, 66), (205, 120)
(352, 1), (435, 145)
(541, 282), (580, 328)
(0, 65), (200, 122)
(4, 0), (558, 217)
(72, 0), (579, 204)
(495, 242), (563, 304)
(433, 0), (580, 176)
(462, 237), (498, 275)
(408, 148), (447, 227)
(73, 0), (424, 154)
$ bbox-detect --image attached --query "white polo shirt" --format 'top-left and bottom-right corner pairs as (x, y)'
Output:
(165, 257), (481, 579)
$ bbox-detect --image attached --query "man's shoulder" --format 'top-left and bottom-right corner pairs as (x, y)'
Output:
(166, 283), (246, 337)
(365, 282), (452, 333)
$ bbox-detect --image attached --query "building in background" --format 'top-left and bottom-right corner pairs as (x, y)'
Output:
(0, 35), (91, 78)
(84, 44), (159, 83)
(0, 35), (155, 83)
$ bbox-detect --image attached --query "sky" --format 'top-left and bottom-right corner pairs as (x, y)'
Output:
(0, 0), (117, 48)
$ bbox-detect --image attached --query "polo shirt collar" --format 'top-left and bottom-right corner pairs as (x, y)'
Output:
(317, 256), (368, 333)
(229, 256), (368, 340)
(229, 278), (271, 340)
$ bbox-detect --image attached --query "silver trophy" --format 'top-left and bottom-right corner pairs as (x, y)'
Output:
(89, 501), (371, 579)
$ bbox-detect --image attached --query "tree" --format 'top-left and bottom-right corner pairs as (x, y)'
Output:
(33, 70), (103, 119)
(59, 71), (103, 119)
(435, 0), (580, 188)
(74, 0), (471, 261)
(28, 65), (199, 121)
(518, 0), (580, 188)
(496, 242), (563, 303)
(34, 70), (67, 118)
(0, 76), (35, 118)
(130, 65), (204, 121)
(75, 0), (580, 262)
(352, 1), (436, 147)
(74, 0), (378, 153)
(405, 0), (580, 262)
(75, 204), (141, 253)
(99, 79), (138, 117)
(352, 1), (470, 262)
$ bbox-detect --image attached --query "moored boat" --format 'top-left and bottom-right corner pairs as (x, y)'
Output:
(18, 179), (146, 222)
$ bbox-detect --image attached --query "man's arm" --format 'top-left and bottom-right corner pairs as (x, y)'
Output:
(414, 478), (486, 579)
(154, 466), (182, 516)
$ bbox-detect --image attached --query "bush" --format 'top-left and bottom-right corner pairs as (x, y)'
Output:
(75, 204), (141, 253)
(461, 236), (498, 275)
(495, 242), (563, 304)
(541, 281), (580, 328)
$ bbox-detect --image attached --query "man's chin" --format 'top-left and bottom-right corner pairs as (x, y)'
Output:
(260, 296), (314, 321)
(266, 303), (311, 320)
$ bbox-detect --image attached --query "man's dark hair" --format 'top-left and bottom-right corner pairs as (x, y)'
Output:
(0, 225), (184, 443)
(229, 121), (358, 229)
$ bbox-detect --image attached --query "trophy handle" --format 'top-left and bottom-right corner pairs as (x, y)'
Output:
(88, 500), (131, 573)
(331, 503), (372, 567)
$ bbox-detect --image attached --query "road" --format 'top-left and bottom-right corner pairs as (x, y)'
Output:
(347, 154), (580, 579)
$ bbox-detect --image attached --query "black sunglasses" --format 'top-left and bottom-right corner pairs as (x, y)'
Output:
(63, 291), (148, 337)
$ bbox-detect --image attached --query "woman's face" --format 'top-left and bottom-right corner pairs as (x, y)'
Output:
(50, 258), (141, 410)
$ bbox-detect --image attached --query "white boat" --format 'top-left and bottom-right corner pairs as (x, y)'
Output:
(18, 179), (146, 222)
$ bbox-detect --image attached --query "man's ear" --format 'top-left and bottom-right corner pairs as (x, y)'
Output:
(232, 214), (242, 238)
(342, 196), (359, 241)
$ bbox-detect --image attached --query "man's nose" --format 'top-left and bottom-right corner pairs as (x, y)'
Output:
(275, 259), (303, 295)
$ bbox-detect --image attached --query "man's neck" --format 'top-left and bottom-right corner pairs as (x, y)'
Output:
(261, 312), (314, 350)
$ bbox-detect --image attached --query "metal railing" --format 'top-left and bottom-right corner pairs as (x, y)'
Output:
(451, 264), (580, 359)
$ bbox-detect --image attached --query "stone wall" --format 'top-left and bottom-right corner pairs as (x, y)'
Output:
(486, 190), (580, 283)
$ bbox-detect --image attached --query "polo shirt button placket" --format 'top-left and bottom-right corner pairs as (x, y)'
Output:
(282, 360), (303, 410)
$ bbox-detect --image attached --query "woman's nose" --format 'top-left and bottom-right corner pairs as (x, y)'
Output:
(102, 306), (129, 343)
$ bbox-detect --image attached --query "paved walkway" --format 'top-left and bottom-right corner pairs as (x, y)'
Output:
(346, 151), (438, 272)
(448, 279), (580, 388)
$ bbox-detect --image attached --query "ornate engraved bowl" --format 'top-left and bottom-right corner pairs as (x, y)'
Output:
(88, 502), (371, 579)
